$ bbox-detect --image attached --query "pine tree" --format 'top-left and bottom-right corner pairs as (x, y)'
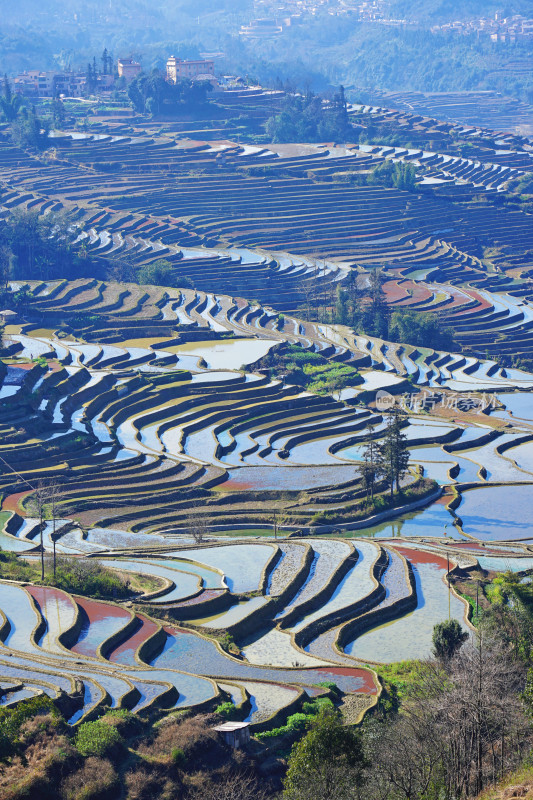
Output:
(361, 267), (389, 338)
(379, 407), (410, 497)
(1, 75), (21, 122)
(335, 284), (349, 325)
(360, 430), (381, 502)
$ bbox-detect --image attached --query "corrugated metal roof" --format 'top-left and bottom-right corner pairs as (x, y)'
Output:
(213, 722), (250, 732)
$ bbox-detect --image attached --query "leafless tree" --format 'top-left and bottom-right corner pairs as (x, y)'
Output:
(31, 481), (47, 581)
(361, 631), (530, 800)
(189, 514), (209, 544)
(43, 481), (64, 580)
(193, 771), (270, 800)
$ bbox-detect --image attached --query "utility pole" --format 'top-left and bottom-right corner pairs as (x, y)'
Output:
(50, 483), (60, 581)
(37, 484), (45, 581)
(447, 551), (451, 619)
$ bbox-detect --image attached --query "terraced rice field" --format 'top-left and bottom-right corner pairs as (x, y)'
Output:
(1, 108), (533, 728)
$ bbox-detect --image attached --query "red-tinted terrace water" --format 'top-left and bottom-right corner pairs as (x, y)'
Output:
(71, 597), (132, 658)
(107, 614), (159, 666)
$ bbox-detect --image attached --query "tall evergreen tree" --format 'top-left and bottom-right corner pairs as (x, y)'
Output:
(360, 429), (381, 501)
(379, 407), (410, 497)
(361, 267), (389, 338)
(0, 75), (21, 122)
(335, 284), (349, 325)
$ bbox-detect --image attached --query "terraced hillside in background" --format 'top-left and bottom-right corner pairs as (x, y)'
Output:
(1, 111), (533, 361)
(1, 107), (533, 729)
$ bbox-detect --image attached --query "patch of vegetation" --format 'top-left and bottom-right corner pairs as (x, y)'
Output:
(252, 343), (362, 397)
(346, 160), (418, 192)
(0, 549), (35, 582)
(137, 258), (193, 289)
(265, 88), (350, 143)
(75, 719), (123, 757)
(214, 701), (239, 720)
(256, 696), (335, 741)
(0, 695), (58, 764)
(0, 550), (129, 600)
(127, 72), (213, 117)
(49, 557), (130, 600)
(375, 660), (423, 703)
(331, 269), (455, 351)
(310, 477), (437, 527)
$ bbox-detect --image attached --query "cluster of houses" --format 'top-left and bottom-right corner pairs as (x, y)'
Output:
(431, 12), (533, 43)
(238, 0), (388, 38)
(12, 55), (217, 99)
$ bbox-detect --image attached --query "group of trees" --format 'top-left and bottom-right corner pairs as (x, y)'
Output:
(1, 76), (50, 150)
(107, 255), (193, 289)
(127, 71), (213, 116)
(333, 268), (456, 351)
(253, 343), (362, 399)
(0, 208), (198, 308)
(353, 160), (418, 192)
(0, 209), (95, 297)
(282, 596), (532, 800)
(360, 408), (410, 501)
(265, 87), (352, 143)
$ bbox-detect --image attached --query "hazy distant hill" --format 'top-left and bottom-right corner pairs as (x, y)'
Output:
(390, 0), (533, 22)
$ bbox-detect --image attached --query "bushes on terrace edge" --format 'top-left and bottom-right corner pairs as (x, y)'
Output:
(0, 695), (58, 764)
(0, 209), (97, 284)
(309, 477), (437, 526)
(215, 701), (239, 721)
(331, 274), (455, 352)
(48, 556), (130, 599)
(251, 343), (362, 396)
(347, 160), (418, 192)
(75, 720), (123, 757)
(137, 258), (193, 289)
(0, 548), (34, 583)
(265, 88), (351, 144)
(257, 697), (335, 741)
(60, 757), (119, 800)
(127, 72), (212, 116)
(283, 706), (367, 800)
(0, 551), (128, 600)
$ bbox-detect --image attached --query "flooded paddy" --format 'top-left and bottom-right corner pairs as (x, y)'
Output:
(345, 549), (470, 662)
(169, 544), (275, 593)
(153, 625), (376, 694)
(101, 559), (202, 603)
(164, 339), (277, 370)
(218, 465), (358, 491)
(71, 597), (132, 658)
(344, 497), (462, 540)
(457, 485), (533, 541)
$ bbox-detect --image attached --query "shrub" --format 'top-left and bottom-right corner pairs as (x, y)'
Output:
(0, 695), (57, 764)
(125, 768), (180, 800)
(257, 697), (335, 740)
(171, 746), (187, 768)
(101, 708), (142, 736)
(61, 757), (119, 800)
(137, 715), (218, 765)
(75, 720), (123, 757)
(215, 701), (238, 720)
(47, 556), (129, 599)
(220, 632), (234, 652)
